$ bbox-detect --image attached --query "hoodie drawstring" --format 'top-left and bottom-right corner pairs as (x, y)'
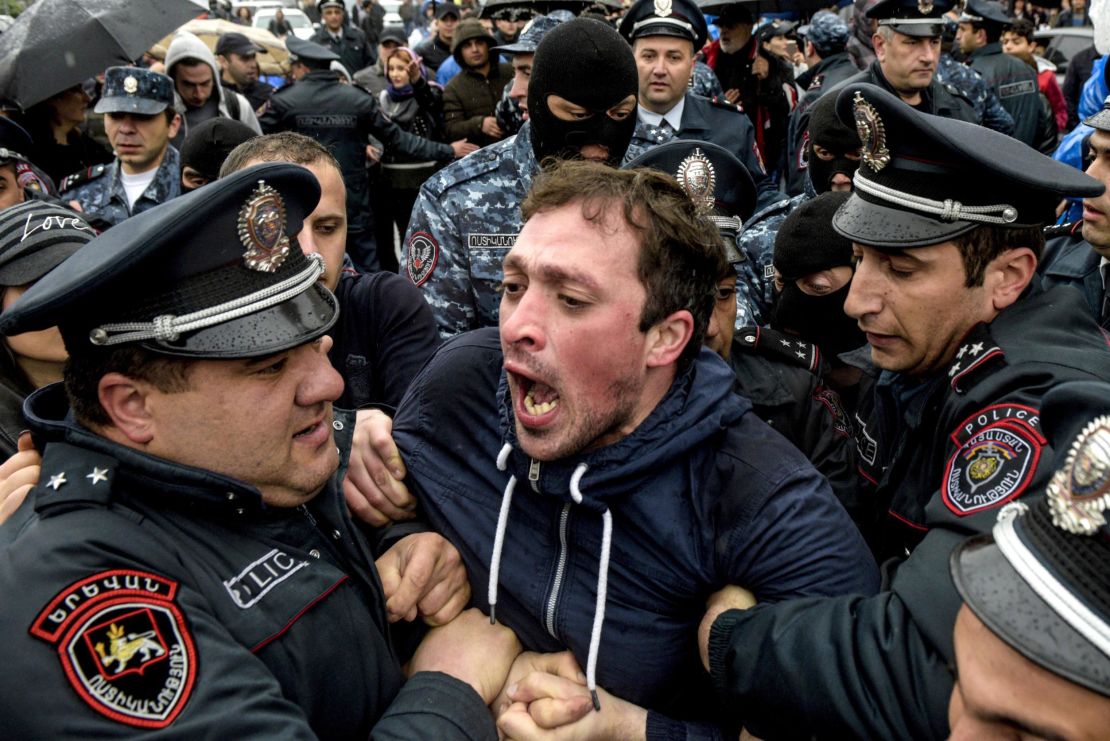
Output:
(488, 442), (517, 625)
(570, 463), (611, 711)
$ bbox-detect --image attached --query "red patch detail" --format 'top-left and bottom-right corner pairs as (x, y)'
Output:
(949, 347), (1004, 390)
(406, 231), (439, 287)
(887, 508), (928, 531)
(948, 404), (1044, 446)
(251, 575), (348, 653)
(942, 420), (1042, 517)
(31, 570), (196, 729)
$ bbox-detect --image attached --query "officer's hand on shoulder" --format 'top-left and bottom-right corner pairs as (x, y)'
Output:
(344, 408), (416, 526)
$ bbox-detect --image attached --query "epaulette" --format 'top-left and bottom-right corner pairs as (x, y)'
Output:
(734, 325), (822, 374)
(59, 164), (107, 193)
(709, 96), (743, 113)
(946, 323), (1006, 394)
(942, 82), (974, 106)
(33, 442), (118, 516)
(423, 144), (508, 198)
(1043, 220), (1082, 239)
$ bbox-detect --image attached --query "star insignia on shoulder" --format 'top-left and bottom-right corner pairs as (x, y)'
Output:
(86, 467), (109, 486)
(47, 472), (67, 491)
(780, 339), (792, 347)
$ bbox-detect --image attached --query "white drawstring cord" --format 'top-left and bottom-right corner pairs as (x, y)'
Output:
(488, 442), (516, 624)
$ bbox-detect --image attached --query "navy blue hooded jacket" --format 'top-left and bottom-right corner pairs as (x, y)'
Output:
(393, 328), (879, 737)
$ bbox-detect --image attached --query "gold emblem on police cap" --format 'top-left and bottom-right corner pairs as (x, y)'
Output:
(917, 0), (934, 14)
(123, 75), (139, 94)
(654, 0), (673, 17)
(675, 148), (716, 212)
(852, 91), (891, 172)
(238, 181), (291, 273)
(1046, 415), (1110, 535)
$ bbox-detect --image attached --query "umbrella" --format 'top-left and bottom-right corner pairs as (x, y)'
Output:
(0, 0), (202, 109)
(479, 0), (623, 19)
(149, 19), (291, 77)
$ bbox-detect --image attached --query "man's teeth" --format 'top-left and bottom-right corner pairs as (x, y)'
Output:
(524, 386), (558, 415)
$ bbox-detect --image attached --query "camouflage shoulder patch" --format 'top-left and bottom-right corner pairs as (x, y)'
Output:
(59, 165), (108, 194)
(30, 569), (196, 729)
(406, 231), (439, 286)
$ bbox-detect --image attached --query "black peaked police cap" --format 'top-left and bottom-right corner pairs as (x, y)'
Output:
(624, 138), (756, 263)
(0, 163), (338, 359)
(831, 83), (1104, 250)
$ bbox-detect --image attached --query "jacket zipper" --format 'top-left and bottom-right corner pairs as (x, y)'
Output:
(529, 459), (572, 639)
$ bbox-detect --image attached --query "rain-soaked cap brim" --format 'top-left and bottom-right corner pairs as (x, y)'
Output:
(951, 534), (1110, 697)
(832, 193), (983, 249)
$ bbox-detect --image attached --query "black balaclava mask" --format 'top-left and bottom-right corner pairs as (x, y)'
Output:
(804, 93), (861, 194)
(770, 191), (865, 359)
(528, 18), (639, 166)
(179, 118), (257, 193)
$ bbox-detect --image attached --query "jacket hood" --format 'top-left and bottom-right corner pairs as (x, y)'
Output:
(166, 31), (221, 81)
(451, 18), (497, 63)
(496, 346), (749, 511)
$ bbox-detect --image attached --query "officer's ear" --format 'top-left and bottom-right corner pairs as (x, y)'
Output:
(167, 112), (182, 140)
(644, 309), (694, 369)
(985, 246), (1037, 312)
(96, 373), (156, 445)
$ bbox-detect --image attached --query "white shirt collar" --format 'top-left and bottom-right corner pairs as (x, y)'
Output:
(638, 97), (685, 130)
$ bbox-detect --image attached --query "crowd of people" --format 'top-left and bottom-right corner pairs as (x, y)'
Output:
(0, 0), (1107, 738)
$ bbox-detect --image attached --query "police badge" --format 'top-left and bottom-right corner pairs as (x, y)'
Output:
(1046, 415), (1110, 536)
(917, 0), (934, 13)
(852, 92), (890, 172)
(238, 181), (292, 273)
(675, 148), (716, 212)
(654, 0), (672, 17)
(123, 75), (139, 94)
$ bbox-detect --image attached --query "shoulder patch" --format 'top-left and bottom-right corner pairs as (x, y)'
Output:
(1043, 220), (1082, 239)
(30, 570), (196, 729)
(407, 230), (439, 286)
(947, 326), (1005, 393)
(813, 385), (853, 438)
(59, 164), (107, 193)
(709, 96), (741, 112)
(942, 404), (1045, 516)
(735, 326), (821, 373)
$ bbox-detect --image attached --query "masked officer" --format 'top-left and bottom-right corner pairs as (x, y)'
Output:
(261, 36), (465, 273)
(402, 18), (639, 338)
(948, 380), (1110, 738)
(60, 67), (182, 230)
(618, 0), (781, 211)
(311, 0), (375, 76)
(0, 162), (519, 737)
(699, 82), (1110, 739)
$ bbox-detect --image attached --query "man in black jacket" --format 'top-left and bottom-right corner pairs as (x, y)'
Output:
(699, 82), (1110, 739)
(311, 0), (375, 73)
(261, 37), (467, 272)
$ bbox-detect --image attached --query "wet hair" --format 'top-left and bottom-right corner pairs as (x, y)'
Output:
(521, 159), (727, 369)
(952, 223), (1044, 287)
(219, 131), (342, 177)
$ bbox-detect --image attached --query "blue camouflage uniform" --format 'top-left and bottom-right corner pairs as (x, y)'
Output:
(690, 61), (725, 99)
(60, 147), (182, 230)
(732, 176), (816, 328)
(935, 53), (1014, 135)
(402, 122), (537, 337)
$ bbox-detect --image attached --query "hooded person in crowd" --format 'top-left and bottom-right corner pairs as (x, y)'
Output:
(164, 31), (262, 140)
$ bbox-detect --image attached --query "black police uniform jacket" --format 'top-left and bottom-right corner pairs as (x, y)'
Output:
(311, 24), (375, 81)
(706, 285), (1110, 739)
(841, 60), (979, 124)
(259, 70), (453, 232)
(0, 384), (494, 739)
(967, 41), (1051, 150)
(1040, 220), (1104, 321)
(728, 326), (858, 520)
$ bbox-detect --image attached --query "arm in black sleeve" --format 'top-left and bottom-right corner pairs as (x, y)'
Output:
(372, 672), (497, 741)
(367, 95), (455, 161)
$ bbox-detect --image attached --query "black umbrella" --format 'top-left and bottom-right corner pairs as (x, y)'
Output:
(0, 0), (201, 110)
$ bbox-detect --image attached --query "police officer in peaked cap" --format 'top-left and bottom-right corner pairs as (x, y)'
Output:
(0, 162), (520, 737)
(619, 0), (782, 211)
(949, 379), (1110, 736)
(699, 82), (1110, 738)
